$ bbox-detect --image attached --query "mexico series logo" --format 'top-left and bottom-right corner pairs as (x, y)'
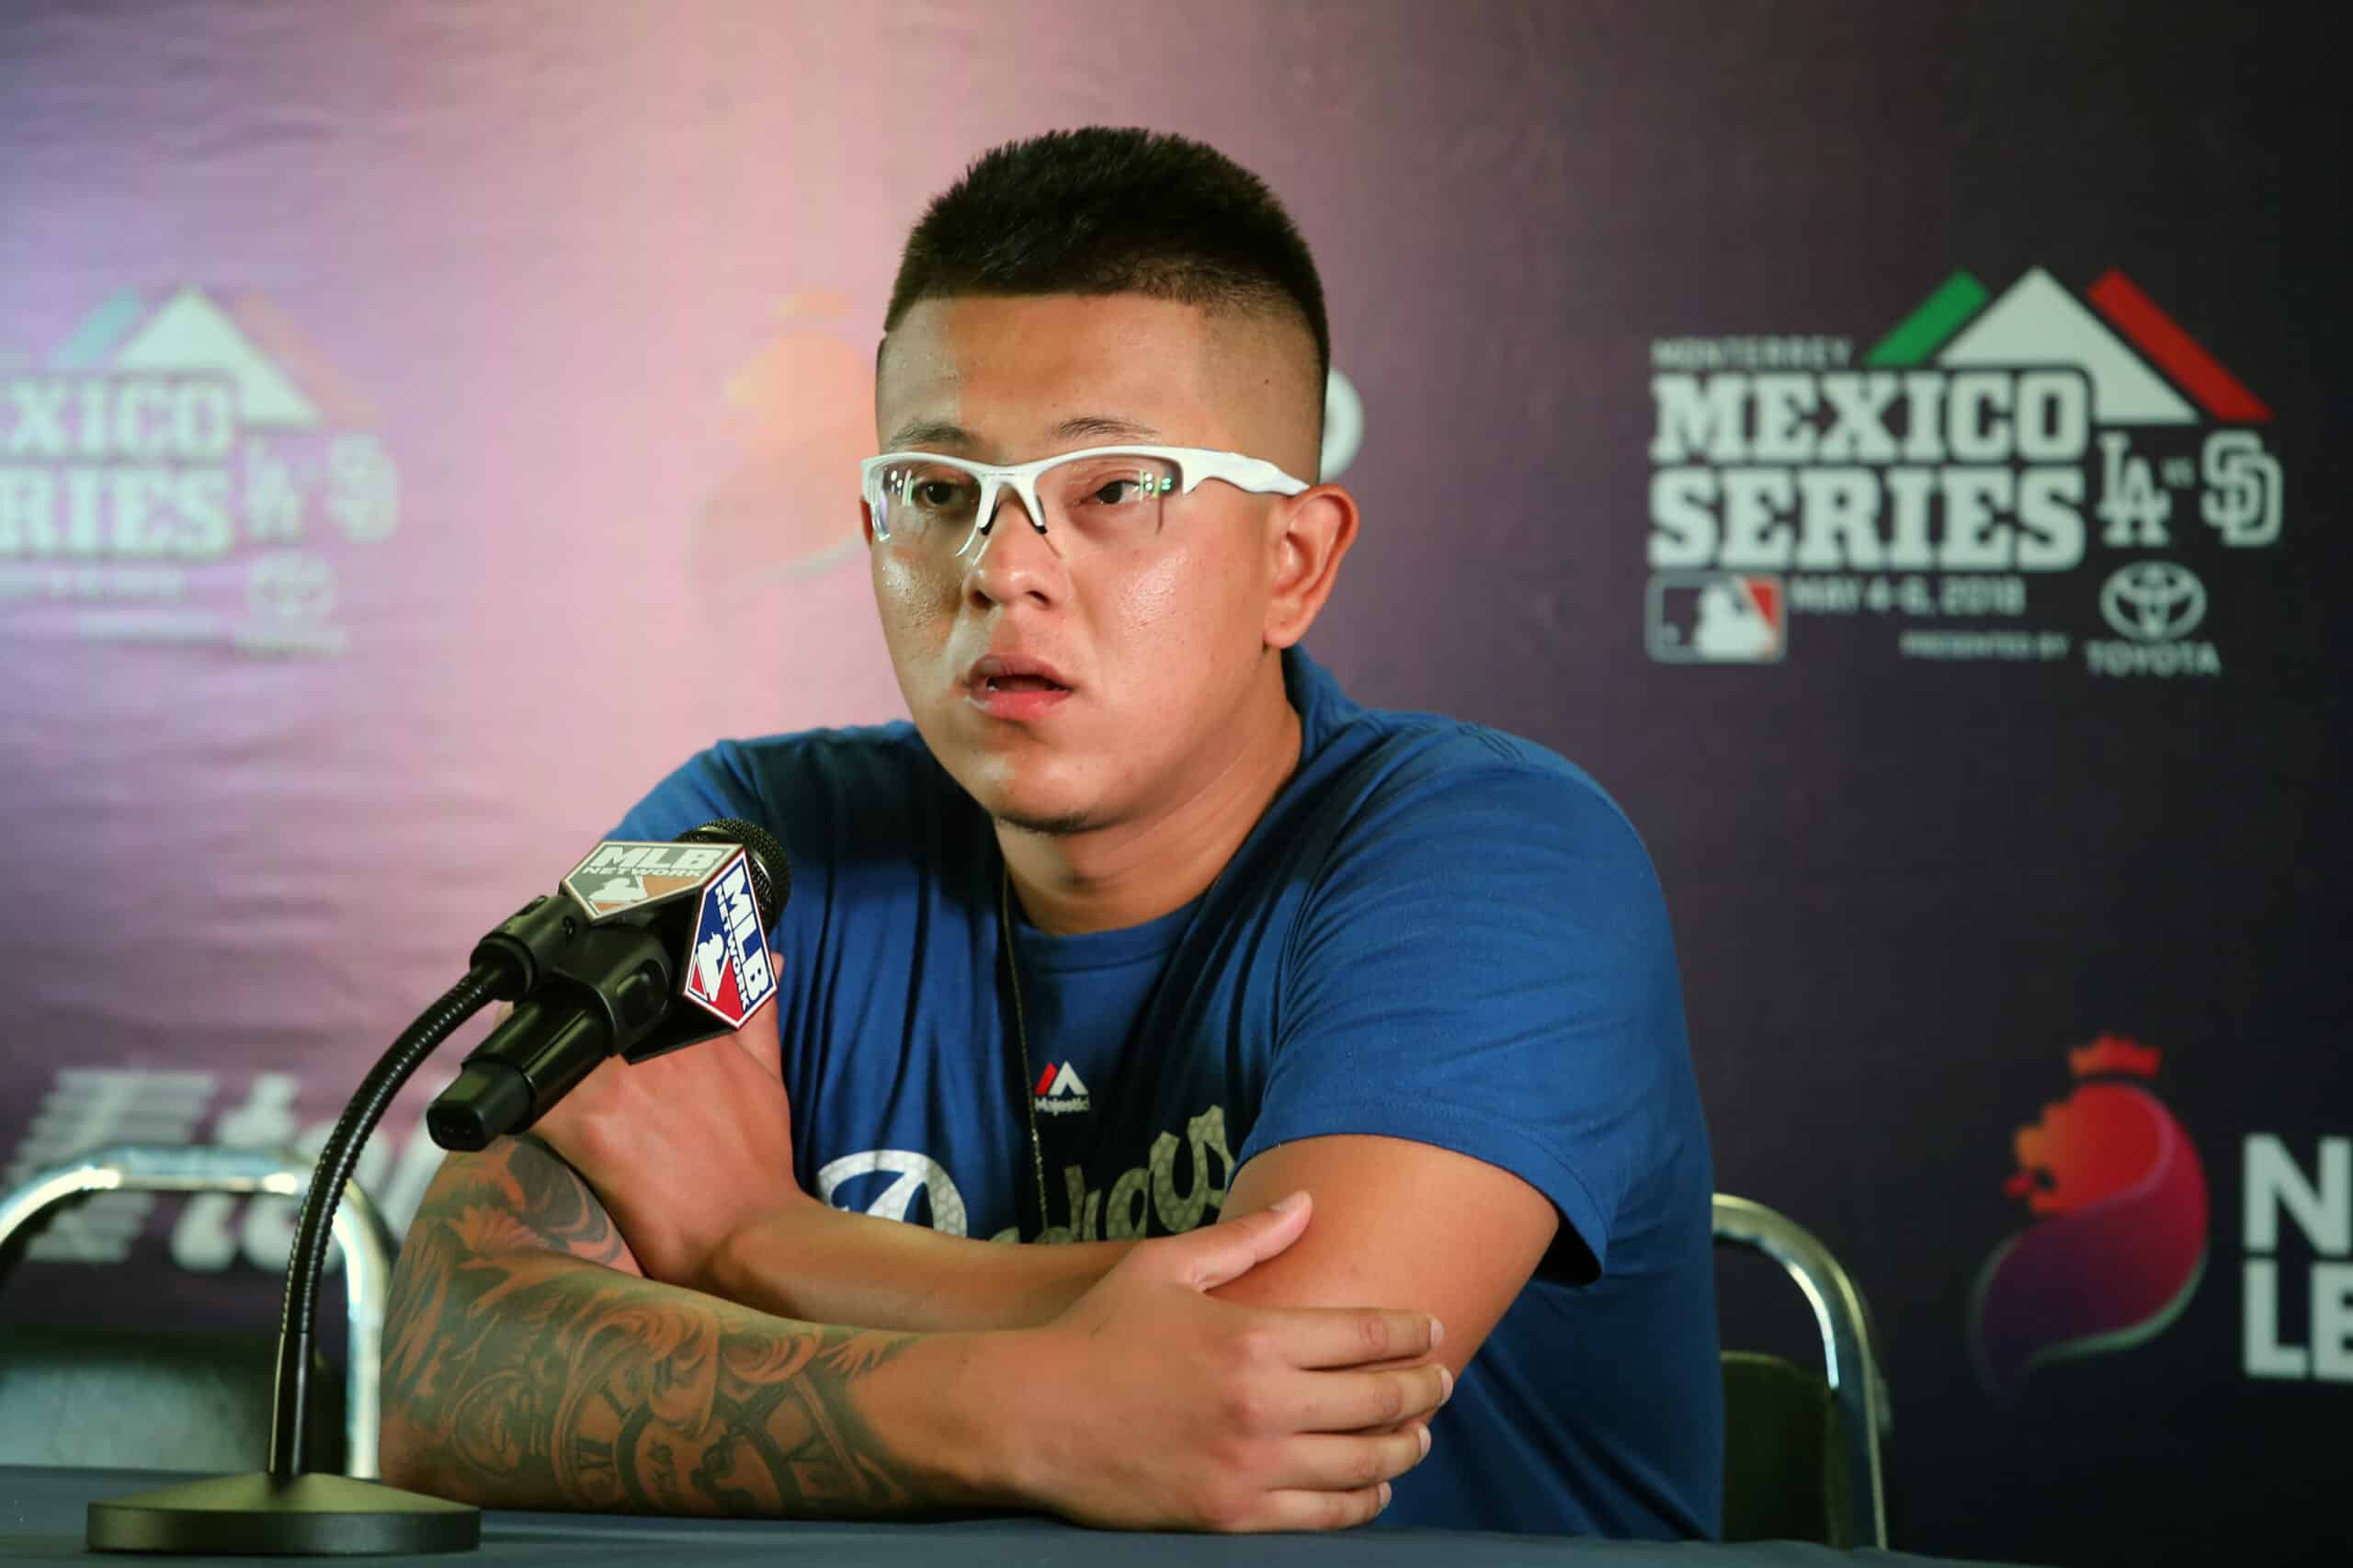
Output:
(1968, 1035), (2209, 1399)
(0, 286), (398, 656)
(1646, 268), (2279, 676)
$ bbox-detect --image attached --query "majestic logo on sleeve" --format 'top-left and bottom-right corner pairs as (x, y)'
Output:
(1968, 1036), (2209, 1398)
(1645, 268), (2280, 675)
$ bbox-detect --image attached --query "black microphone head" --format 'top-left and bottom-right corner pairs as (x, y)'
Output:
(679, 818), (790, 925)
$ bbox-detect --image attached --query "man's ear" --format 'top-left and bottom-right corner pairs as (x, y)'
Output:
(1263, 485), (1359, 650)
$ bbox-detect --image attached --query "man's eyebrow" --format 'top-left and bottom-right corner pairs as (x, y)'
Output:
(887, 419), (973, 449)
(1050, 414), (1162, 443)
(883, 415), (1165, 451)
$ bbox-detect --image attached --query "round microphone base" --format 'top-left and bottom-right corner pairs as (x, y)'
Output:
(87, 1471), (481, 1556)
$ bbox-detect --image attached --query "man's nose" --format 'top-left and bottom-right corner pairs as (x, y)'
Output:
(964, 493), (1065, 608)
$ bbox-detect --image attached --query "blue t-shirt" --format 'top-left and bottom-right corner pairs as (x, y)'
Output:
(612, 647), (1722, 1539)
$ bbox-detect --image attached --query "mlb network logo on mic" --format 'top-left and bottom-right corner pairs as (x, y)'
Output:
(561, 840), (777, 1029)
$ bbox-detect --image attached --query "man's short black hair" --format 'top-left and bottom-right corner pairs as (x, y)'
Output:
(884, 127), (1330, 391)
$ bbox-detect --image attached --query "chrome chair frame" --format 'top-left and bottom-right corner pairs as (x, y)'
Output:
(1712, 1193), (1893, 1548)
(0, 1142), (393, 1478)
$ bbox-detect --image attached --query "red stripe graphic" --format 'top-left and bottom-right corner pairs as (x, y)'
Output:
(2086, 270), (2272, 422)
(1035, 1064), (1057, 1096)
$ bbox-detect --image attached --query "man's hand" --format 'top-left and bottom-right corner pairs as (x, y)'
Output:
(386, 1142), (1443, 1530)
(529, 971), (798, 1286)
(992, 1191), (1449, 1530)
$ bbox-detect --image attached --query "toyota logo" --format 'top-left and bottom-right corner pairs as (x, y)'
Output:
(2098, 561), (2206, 643)
(245, 551), (336, 622)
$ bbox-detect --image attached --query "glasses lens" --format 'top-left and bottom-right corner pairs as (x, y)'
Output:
(874, 460), (981, 545)
(1038, 453), (1178, 540)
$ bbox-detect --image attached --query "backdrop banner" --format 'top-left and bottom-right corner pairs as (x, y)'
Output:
(1, 5), (2343, 1563)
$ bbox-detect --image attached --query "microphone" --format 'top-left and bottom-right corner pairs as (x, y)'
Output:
(83, 817), (790, 1554)
(426, 818), (790, 1152)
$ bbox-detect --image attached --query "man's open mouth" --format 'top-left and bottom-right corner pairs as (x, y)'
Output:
(965, 653), (1074, 696)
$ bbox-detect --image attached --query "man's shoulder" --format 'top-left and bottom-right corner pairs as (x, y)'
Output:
(616, 719), (950, 845)
(1331, 708), (1629, 826)
(706, 719), (938, 798)
(1289, 653), (1642, 855)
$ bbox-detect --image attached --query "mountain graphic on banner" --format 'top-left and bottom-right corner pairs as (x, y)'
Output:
(1936, 267), (2197, 426)
(100, 286), (323, 428)
(222, 290), (381, 426)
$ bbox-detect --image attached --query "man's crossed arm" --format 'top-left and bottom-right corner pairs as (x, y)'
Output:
(380, 1016), (1552, 1528)
(381, 1135), (1447, 1528)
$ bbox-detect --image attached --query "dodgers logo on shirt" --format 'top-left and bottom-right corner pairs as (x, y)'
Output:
(679, 852), (777, 1028)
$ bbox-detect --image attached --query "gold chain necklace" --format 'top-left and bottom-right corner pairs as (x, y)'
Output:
(998, 866), (1051, 1235)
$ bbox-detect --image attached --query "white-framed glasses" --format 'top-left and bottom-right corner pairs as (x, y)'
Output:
(859, 444), (1311, 558)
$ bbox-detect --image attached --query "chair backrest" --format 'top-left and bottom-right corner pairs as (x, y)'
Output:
(1712, 1193), (1892, 1549)
(0, 1142), (393, 1477)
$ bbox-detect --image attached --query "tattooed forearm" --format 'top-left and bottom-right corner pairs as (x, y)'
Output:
(506, 1134), (638, 1267)
(381, 1137), (933, 1517)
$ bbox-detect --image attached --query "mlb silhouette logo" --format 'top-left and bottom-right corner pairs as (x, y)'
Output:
(1647, 573), (1785, 664)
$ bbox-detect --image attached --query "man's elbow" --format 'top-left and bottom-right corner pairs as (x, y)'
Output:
(375, 1412), (430, 1496)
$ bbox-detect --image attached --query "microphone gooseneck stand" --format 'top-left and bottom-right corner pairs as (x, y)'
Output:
(84, 967), (506, 1554)
(83, 819), (785, 1555)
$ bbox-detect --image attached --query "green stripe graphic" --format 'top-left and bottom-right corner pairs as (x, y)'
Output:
(1863, 271), (1989, 367)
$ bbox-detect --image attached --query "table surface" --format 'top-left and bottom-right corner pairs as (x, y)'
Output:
(0, 1467), (2023, 1567)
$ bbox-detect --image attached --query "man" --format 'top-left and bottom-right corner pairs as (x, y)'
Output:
(381, 127), (1721, 1537)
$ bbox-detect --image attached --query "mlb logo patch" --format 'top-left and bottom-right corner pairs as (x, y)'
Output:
(680, 851), (778, 1028)
(1646, 573), (1786, 664)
